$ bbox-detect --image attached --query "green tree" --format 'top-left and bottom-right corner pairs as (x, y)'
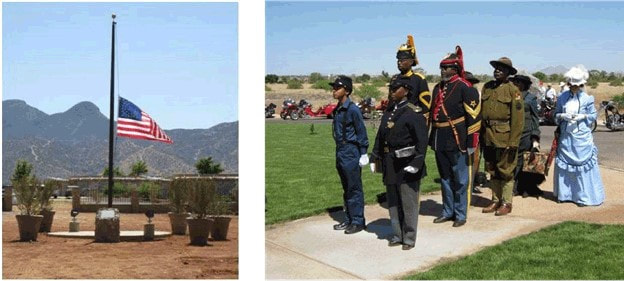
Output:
(265, 74), (279, 84)
(355, 74), (371, 83)
(532, 72), (547, 82)
(309, 72), (323, 83)
(287, 79), (303, 89)
(548, 73), (562, 83)
(195, 157), (224, 175)
(609, 79), (623, 87)
(354, 83), (382, 99)
(129, 160), (148, 177)
(102, 166), (125, 177)
(11, 160), (33, 183)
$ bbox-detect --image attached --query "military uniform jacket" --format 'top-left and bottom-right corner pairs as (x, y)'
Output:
(372, 101), (428, 185)
(520, 90), (540, 151)
(390, 70), (431, 113)
(480, 80), (524, 148)
(332, 98), (369, 155)
(429, 75), (481, 151)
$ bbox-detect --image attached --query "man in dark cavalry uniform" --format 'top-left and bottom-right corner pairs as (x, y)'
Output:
(330, 75), (370, 234)
(389, 35), (431, 113)
(370, 76), (429, 250)
(480, 57), (524, 216)
(429, 46), (481, 227)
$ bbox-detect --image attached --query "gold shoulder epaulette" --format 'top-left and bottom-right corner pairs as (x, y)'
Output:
(414, 72), (425, 80)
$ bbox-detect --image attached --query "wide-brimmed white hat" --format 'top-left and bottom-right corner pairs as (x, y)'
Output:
(564, 65), (589, 86)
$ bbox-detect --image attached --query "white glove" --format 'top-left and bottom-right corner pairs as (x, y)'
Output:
(572, 113), (586, 121)
(467, 147), (475, 155)
(403, 166), (418, 174)
(558, 113), (573, 121)
(359, 154), (369, 167)
(370, 163), (376, 173)
(532, 141), (540, 149)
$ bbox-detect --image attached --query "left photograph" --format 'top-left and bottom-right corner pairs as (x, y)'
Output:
(2, 2), (238, 279)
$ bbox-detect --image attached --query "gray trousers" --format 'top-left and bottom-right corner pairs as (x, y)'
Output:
(386, 181), (421, 246)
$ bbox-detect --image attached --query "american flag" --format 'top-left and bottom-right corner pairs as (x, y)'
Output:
(117, 97), (173, 144)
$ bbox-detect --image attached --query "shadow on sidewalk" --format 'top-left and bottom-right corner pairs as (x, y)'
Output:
(419, 199), (442, 217)
(365, 218), (393, 240)
(326, 207), (345, 224)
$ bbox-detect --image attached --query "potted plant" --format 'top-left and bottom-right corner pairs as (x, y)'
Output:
(209, 194), (232, 241)
(168, 179), (190, 235)
(38, 179), (59, 232)
(186, 177), (216, 246)
(12, 160), (43, 241)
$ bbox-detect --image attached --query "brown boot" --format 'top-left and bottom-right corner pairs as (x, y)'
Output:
(482, 201), (500, 213)
(495, 203), (513, 216)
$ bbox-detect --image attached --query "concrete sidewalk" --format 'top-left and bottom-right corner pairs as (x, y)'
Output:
(266, 166), (624, 279)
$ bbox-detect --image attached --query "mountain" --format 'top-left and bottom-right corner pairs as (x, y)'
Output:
(2, 100), (238, 184)
(537, 65), (568, 75)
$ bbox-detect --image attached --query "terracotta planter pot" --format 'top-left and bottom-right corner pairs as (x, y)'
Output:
(186, 218), (213, 246)
(168, 212), (189, 235)
(210, 216), (232, 241)
(16, 215), (44, 242)
(39, 209), (56, 232)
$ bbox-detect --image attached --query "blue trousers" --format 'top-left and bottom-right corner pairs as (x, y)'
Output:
(336, 144), (365, 226)
(435, 150), (469, 221)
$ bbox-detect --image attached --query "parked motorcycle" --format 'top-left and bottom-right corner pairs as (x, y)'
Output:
(279, 98), (299, 120)
(358, 97), (375, 119)
(538, 98), (557, 126)
(265, 103), (276, 118)
(600, 100), (624, 131)
(300, 99), (337, 119)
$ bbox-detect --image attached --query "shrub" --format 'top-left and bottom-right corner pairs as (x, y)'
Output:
(129, 160), (148, 177)
(355, 74), (371, 83)
(104, 183), (130, 197)
(612, 93), (624, 105)
(169, 179), (190, 214)
(311, 79), (332, 91)
(287, 79), (303, 89)
(265, 85), (272, 91)
(309, 72), (323, 84)
(102, 166), (125, 177)
(586, 80), (599, 89)
(138, 182), (161, 201)
(370, 78), (387, 88)
(41, 179), (61, 211)
(187, 178), (216, 219)
(609, 79), (623, 87)
(209, 194), (232, 217)
(12, 161), (41, 216)
(354, 83), (382, 99)
(265, 74), (279, 84)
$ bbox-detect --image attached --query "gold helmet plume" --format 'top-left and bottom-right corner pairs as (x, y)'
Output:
(396, 35), (418, 66)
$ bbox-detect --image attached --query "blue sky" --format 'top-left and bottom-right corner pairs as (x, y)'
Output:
(3, 2), (238, 129)
(266, 1), (624, 76)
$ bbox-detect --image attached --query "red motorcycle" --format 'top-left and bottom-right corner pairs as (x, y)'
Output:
(358, 98), (375, 119)
(300, 99), (337, 119)
(279, 98), (299, 120)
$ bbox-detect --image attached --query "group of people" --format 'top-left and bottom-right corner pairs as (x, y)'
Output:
(328, 35), (605, 250)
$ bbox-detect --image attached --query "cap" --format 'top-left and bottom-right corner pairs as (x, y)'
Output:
(328, 75), (353, 93)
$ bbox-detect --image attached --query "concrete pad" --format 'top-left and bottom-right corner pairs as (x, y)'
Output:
(266, 165), (624, 279)
(47, 230), (171, 241)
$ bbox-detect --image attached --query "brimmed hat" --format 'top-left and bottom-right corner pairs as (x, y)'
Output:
(564, 65), (589, 86)
(465, 71), (480, 84)
(559, 81), (566, 87)
(489, 57), (517, 75)
(328, 75), (353, 93)
(396, 35), (418, 66)
(510, 75), (533, 87)
(440, 45), (466, 78)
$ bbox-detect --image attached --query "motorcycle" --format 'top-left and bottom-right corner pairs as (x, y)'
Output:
(299, 99), (337, 119)
(265, 103), (276, 118)
(538, 98), (557, 126)
(279, 98), (299, 120)
(600, 100), (624, 131)
(357, 97), (375, 119)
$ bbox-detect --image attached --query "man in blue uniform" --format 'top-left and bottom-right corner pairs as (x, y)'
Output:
(389, 35), (431, 113)
(330, 75), (369, 234)
(429, 46), (481, 227)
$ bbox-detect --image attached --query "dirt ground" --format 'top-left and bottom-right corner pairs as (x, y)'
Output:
(265, 82), (624, 117)
(2, 200), (238, 279)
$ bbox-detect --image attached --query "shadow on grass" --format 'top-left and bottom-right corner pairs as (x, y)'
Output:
(365, 218), (393, 240)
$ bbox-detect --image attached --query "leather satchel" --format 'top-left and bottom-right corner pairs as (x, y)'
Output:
(522, 151), (549, 175)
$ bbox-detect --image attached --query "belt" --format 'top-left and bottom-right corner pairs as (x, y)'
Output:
(485, 119), (509, 126)
(433, 116), (465, 128)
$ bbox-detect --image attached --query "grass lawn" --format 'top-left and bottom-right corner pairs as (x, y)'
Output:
(266, 121), (443, 225)
(406, 221), (624, 280)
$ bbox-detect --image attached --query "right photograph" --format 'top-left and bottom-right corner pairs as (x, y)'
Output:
(265, 1), (624, 280)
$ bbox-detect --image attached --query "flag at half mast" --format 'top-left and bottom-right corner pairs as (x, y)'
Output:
(117, 97), (173, 144)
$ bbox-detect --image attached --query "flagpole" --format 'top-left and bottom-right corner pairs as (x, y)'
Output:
(107, 14), (116, 208)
